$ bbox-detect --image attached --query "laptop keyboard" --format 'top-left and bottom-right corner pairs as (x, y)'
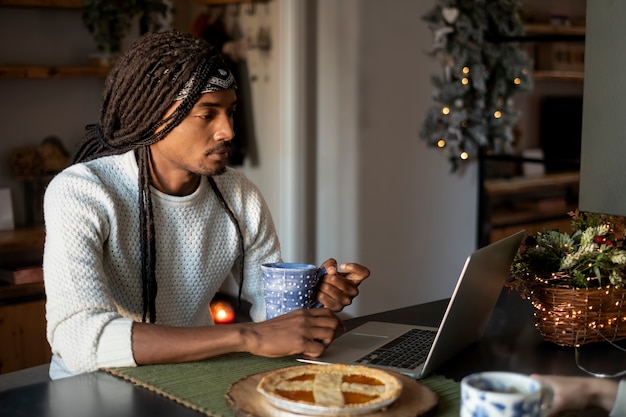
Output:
(355, 328), (437, 370)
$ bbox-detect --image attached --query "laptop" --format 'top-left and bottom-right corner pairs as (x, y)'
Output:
(298, 230), (525, 379)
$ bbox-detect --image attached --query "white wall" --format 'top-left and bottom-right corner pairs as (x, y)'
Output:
(315, 0), (477, 318)
(579, 1), (626, 217)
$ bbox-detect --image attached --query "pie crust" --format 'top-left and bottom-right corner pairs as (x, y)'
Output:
(256, 364), (403, 415)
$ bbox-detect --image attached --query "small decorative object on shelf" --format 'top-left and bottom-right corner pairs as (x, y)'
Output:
(509, 210), (626, 346)
(420, 0), (533, 171)
(549, 11), (571, 27)
(0, 188), (14, 231)
(9, 136), (70, 225)
(82, 0), (172, 60)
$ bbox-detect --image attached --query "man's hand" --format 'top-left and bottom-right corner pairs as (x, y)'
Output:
(530, 374), (618, 416)
(315, 258), (370, 312)
(132, 308), (344, 365)
(242, 308), (344, 358)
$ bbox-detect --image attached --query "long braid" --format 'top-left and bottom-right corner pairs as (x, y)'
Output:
(208, 177), (245, 308)
(69, 31), (240, 323)
(137, 146), (157, 323)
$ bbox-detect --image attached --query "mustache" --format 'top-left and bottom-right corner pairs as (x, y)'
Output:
(207, 141), (232, 154)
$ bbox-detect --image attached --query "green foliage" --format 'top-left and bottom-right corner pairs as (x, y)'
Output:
(82, 0), (171, 55)
(510, 210), (626, 293)
(420, 0), (533, 171)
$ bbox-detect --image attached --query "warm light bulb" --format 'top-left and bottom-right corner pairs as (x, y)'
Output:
(460, 151), (469, 160)
(461, 77), (469, 85)
(463, 66), (470, 74)
(437, 139), (446, 148)
(493, 111), (502, 118)
(210, 300), (235, 324)
(442, 106), (450, 115)
(514, 77), (521, 85)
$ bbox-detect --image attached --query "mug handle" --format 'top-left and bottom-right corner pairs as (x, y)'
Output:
(309, 267), (326, 308)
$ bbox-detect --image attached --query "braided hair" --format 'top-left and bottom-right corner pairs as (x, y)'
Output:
(71, 30), (243, 323)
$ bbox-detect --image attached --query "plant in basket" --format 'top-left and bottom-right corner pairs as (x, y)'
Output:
(508, 210), (626, 346)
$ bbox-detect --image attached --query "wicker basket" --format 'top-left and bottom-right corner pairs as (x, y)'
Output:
(529, 285), (626, 347)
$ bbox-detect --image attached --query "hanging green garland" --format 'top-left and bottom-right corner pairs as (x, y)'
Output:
(420, 0), (533, 171)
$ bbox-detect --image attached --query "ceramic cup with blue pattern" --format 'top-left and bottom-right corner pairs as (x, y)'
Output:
(261, 263), (325, 320)
(461, 372), (553, 417)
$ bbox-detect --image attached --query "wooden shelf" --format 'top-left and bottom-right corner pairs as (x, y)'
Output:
(533, 70), (584, 82)
(525, 23), (585, 36)
(484, 172), (579, 197)
(0, 227), (45, 254)
(197, 0), (269, 4)
(0, 65), (109, 79)
(0, 0), (81, 7)
(490, 204), (576, 227)
(523, 22), (585, 82)
(0, 282), (44, 303)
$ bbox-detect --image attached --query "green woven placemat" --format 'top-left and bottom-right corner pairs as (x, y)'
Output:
(104, 352), (461, 417)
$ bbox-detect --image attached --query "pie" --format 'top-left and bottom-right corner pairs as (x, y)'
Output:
(256, 364), (403, 415)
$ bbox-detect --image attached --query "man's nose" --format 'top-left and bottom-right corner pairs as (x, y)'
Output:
(214, 114), (235, 142)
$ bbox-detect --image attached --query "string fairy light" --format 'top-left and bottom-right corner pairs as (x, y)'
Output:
(420, 2), (532, 170)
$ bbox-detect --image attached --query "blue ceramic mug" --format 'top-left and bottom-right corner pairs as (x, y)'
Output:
(260, 263), (326, 320)
(461, 372), (553, 417)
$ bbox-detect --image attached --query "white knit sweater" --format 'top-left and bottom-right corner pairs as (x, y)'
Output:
(43, 150), (281, 379)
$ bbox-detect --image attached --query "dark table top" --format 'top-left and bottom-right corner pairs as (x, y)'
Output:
(1, 288), (621, 416)
(347, 289), (626, 381)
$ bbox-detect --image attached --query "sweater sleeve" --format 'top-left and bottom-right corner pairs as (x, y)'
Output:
(43, 166), (136, 377)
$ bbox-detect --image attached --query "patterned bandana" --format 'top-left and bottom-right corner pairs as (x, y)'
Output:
(175, 62), (237, 101)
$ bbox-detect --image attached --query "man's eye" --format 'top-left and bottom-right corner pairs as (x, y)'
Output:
(199, 113), (215, 120)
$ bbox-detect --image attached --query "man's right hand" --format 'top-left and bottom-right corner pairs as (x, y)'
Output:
(132, 307), (343, 366)
(240, 308), (344, 358)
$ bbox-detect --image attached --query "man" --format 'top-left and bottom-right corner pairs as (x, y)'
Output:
(43, 30), (369, 379)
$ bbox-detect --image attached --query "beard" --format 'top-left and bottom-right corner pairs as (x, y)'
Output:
(209, 165), (227, 176)
(204, 141), (232, 176)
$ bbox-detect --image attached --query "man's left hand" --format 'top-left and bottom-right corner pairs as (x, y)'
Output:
(315, 258), (370, 312)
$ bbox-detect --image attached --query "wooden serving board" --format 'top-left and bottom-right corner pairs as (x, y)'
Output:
(226, 369), (438, 417)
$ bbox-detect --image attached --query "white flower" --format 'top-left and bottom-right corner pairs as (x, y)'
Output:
(581, 225), (609, 245)
(561, 243), (596, 270)
(610, 251), (626, 266)
(610, 270), (624, 286)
